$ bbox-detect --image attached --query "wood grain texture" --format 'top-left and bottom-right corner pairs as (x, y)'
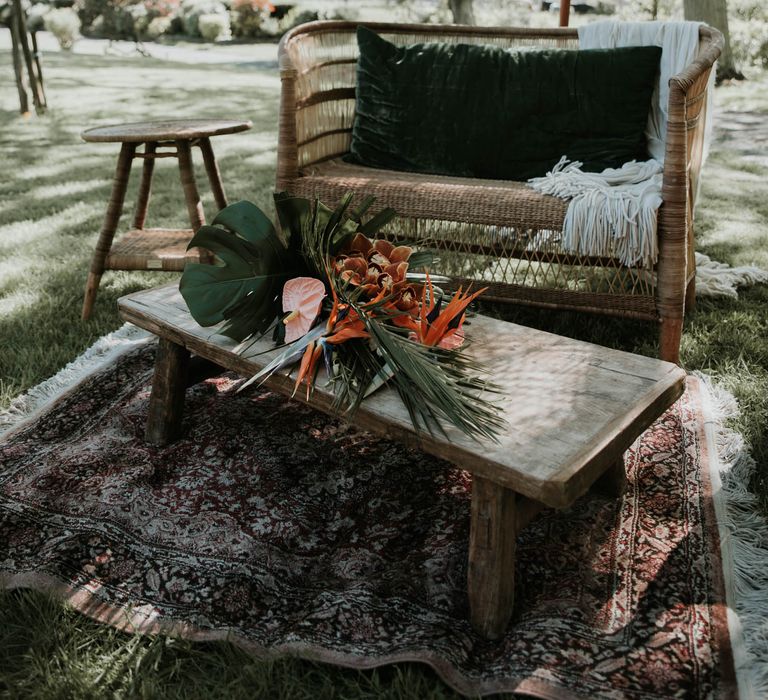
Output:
(81, 142), (136, 320)
(132, 142), (156, 229)
(176, 140), (205, 231)
(198, 137), (228, 211)
(119, 284), (686, 509)
(468, 476), (517, 639)
(81, 119), (252, 143)
(145, 337), (190, 446)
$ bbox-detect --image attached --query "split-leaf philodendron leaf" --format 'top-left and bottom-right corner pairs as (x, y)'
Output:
(179, 200), (300, 342)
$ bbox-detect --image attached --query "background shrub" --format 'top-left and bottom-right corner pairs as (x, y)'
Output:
(730, 0), (768, 68)
(179, 0), (227, 37)
(43, 6), (80, 48)
(144, 14), (172, 39)
(230, 0), (273, 39)
(197, 10), (230, 39)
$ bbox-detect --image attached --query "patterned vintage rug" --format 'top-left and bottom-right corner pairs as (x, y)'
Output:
(0, 335), (743, 698)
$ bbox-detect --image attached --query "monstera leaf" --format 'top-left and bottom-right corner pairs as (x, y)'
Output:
(180, 200), (301, 341)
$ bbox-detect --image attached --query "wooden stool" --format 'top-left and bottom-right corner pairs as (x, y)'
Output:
(81, 118), (252, 320)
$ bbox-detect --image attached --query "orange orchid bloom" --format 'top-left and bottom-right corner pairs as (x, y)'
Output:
(332, 234), (415, 305)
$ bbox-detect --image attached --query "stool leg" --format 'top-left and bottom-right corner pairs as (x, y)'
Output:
(198, 137), (228, 211)
(82, 142), (135, 321)
(132, 141), (156, 229)
(176, 139), (205, 231)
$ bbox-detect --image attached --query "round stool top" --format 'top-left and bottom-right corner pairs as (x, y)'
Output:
(81, 118), (252, 143)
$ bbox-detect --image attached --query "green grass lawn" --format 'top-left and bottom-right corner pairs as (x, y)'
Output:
(1, 47), (767, 697)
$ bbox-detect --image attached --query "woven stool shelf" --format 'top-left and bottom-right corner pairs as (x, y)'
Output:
(104, 229), (211, 271)
(81, 118), (252, 320)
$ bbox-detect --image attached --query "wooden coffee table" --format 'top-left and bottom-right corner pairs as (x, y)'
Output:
(119, 283), (686, 639)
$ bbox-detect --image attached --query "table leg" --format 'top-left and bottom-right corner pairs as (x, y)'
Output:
(199, 137), (228, 211)
(176, 139), (205, 231)
(82, 142), (136, 320)
(145, 338), (190, 446)
(468, 475), (518, 639)
(593, 455), (627, 498)
(132, 141), (156, 229)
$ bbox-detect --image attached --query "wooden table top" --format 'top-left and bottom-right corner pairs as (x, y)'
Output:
(119, 284), (686, 509)
(81, 119), (252, 143)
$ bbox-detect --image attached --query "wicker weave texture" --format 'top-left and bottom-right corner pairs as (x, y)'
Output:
(105, 229), (210, 271)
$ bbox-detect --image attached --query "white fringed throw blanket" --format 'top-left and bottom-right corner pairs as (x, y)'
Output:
(530, 157), (663, 267)
(694, 252), (768, 297)
(528, 21), (709, 269)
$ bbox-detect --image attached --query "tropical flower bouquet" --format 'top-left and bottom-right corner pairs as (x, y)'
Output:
(179, 193), (503, 442)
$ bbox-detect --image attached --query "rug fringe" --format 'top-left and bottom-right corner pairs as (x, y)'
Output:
(0, 323), (153, 439)
(697, 372), (768, 700)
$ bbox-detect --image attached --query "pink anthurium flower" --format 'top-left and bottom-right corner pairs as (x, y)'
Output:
(282, 277), (326, 344)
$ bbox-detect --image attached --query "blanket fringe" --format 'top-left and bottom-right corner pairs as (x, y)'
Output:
(528, 157), (663, 269)
(697, 372), (768, 700)
(0, 324), (153, 439)
(695, 253), (768, 299)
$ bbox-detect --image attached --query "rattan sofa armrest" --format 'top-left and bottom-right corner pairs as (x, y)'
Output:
(669, 25), (723, 93)
(656, 26), (722, 324)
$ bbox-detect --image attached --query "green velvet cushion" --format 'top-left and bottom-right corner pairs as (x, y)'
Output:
(348, 27), (662, 181)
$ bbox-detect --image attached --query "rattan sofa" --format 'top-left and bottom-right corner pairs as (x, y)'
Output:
(275, 21), (723, 364)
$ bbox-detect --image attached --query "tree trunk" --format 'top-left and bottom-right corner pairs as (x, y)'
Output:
(449, 0), (475, 25)
(683, 0), (743, 81)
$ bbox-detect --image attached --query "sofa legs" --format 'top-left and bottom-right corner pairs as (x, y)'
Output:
(659, 317), (683, 365)
(685, 276), (696, 313)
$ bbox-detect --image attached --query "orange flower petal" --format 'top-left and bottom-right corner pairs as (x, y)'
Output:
(389, 245), (412, 264)
(293, 341), (315, 396)
(325, 326), (370, 344)
(423, 286), (486, 347)
(339, 270), (362, 286)
(343, 257), (368, 277)
(349, 233), (373, 254)
(383, 263), (407, 282)
(372, 239), (395, 259)
(364, 262), (382, 284)
(377, 272), (394, 291)
(392, 314), (419, 331)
